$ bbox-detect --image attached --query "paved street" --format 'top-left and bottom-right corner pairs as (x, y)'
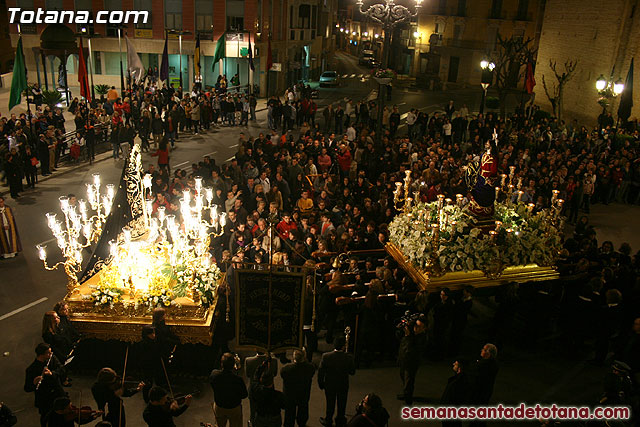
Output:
(1, 51), (638, 426)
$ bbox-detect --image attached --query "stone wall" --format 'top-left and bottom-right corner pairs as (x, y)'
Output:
(533, 0), (640, 125)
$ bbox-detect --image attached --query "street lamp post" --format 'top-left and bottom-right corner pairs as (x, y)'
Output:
(595, 74), (624, 121)
(479, 59), (495, 115)
(356, 0), (423, 144)
(117, 26), (125, 96)
(80, 28), (101, 102)
(168, 30), (192, 94)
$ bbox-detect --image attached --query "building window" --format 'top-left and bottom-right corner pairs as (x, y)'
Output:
(437, 0), (446, 15)
(227, 16), (244, 31)
(104, 0), (122, 36)
(298, 4), (310, 29)
(195, 0), (213, 34)
(93, 51), (102, 74)
(165, 0), (182, 30)
(311, 5), (317, 29)
(45, 0), (62, 10)
(134, 0), (152, 29)
(457, 0), (466, 16)
(75, 0), (94, 34)
(486, 26), (498, 51)
(453, 24), (462, 40)
(490, 0), (502, 19)
(226, 0), (244, 30)
(516, 0), (529, 20)
(16, 0), (36, 33)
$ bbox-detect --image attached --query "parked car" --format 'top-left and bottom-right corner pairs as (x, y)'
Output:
(366, 58), (379, 69)
(359, 50), (375, 65)
(319, 71), (339, 87)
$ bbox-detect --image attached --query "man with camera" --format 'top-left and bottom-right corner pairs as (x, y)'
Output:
(209, 353), (247, 427)
(318, 335), (355, 427)
(245, 352), (278, 425)
(397, 312), (427, 406)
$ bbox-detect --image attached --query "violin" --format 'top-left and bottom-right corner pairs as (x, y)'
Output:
(63, 404), (102, 423)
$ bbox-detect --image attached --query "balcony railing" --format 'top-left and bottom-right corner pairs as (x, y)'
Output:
(441, 37), (487, 51)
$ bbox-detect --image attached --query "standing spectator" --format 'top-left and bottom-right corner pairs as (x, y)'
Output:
(397, 314), (427, 405)
(251, 360), (286, 427)
(209, 353), (247, 427)
(280, 349), (316, 427)
(318, 335), (355, 427)
(440, 359), (472, 427)
(470, 344), (499, 427)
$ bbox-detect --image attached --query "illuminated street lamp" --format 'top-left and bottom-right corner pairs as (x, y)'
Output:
(356, 0), (423, 144)
(595, 73), (625, 117)
(479, 59), (495, 115)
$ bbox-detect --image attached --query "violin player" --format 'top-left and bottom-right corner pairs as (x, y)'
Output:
(91, 367), (144, 427)
(142, 386), (191, 426)
(44, 396), (101, 427)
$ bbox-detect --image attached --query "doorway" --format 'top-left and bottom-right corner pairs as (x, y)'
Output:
(447, 56), (460, 83)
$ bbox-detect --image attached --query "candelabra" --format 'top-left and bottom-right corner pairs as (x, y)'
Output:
(393, 170), (413, 213)
(37, 176), (115, 293)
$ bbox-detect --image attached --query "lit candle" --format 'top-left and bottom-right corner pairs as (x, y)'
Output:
(456, 194), (463, 207)
(517, 178), (522, 190)
(517, 191), (524, 202)
(557, 199), (564, 210)
(501, 174), (507, 186)
(445, 198), (452, 206)
(431, 223), (440, 240)
(551, 190), (559, 204)
(527, 203), (535, 213)
(489, 230), (497, 240)
(506, 228), (513, 235)
(495, 186), (500, 199)
(509, 166), (516, 177)
(495, 220), (502, 231)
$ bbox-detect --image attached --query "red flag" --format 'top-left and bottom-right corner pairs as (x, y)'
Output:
(266, 35), (273, 72)
(525, 61), (536, 94)
(78, 37), (91, 102)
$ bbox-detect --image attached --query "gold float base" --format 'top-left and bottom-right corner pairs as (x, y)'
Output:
(64, 272), (218, 345)
(385, 242), (559, 291)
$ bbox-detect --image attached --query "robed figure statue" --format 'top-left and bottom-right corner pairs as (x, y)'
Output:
(464, 130), (499, 222)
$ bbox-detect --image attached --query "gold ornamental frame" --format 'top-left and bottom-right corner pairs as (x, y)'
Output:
(385, 242), (559, 291)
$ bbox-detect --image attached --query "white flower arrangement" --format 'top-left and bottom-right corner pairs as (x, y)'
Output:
(389, 201), (562, 276)
(89, 284), (124, 308)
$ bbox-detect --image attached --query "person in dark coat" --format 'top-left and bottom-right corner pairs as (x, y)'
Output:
(245, 352), (278, 425)
(449, 287), (473, 356)
(318, 335), (356, 427)
(441, 359), (472, 427)
(91, 367), (143, 427)
(347, 393), (389, 427)
(469, 344), (499, 427)
(209, 352), (247, 427)
(251, 361), (286, 427)
(24, 343), (67, 427)
(152, 308), (180, 364)
(53, 301), (80, 347)
(280, 349), (316, 427)
(431, 288), (453, 360)
(397, 314), (427, 405)
(139, 326), (165, 403)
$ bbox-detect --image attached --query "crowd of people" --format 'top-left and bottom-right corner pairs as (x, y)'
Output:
(3, 71), (640, 426)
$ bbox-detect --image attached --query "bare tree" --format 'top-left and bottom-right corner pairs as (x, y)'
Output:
(492, 35), (536, 118)
(542, 59), (578, 121)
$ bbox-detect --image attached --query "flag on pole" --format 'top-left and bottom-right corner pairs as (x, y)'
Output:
(160, 36), (169, 82)
(266, 35), (273, 72)
(618, 58), (634, 122)
(213, 32), (226, 70)
(194, 33), (201, 78)
(9, 37), (27, 111)
(248, 34), (255, 71)
(525, 60), (536, 94)
(125, 36), (145, 85)
(77, 37), (91, 102)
